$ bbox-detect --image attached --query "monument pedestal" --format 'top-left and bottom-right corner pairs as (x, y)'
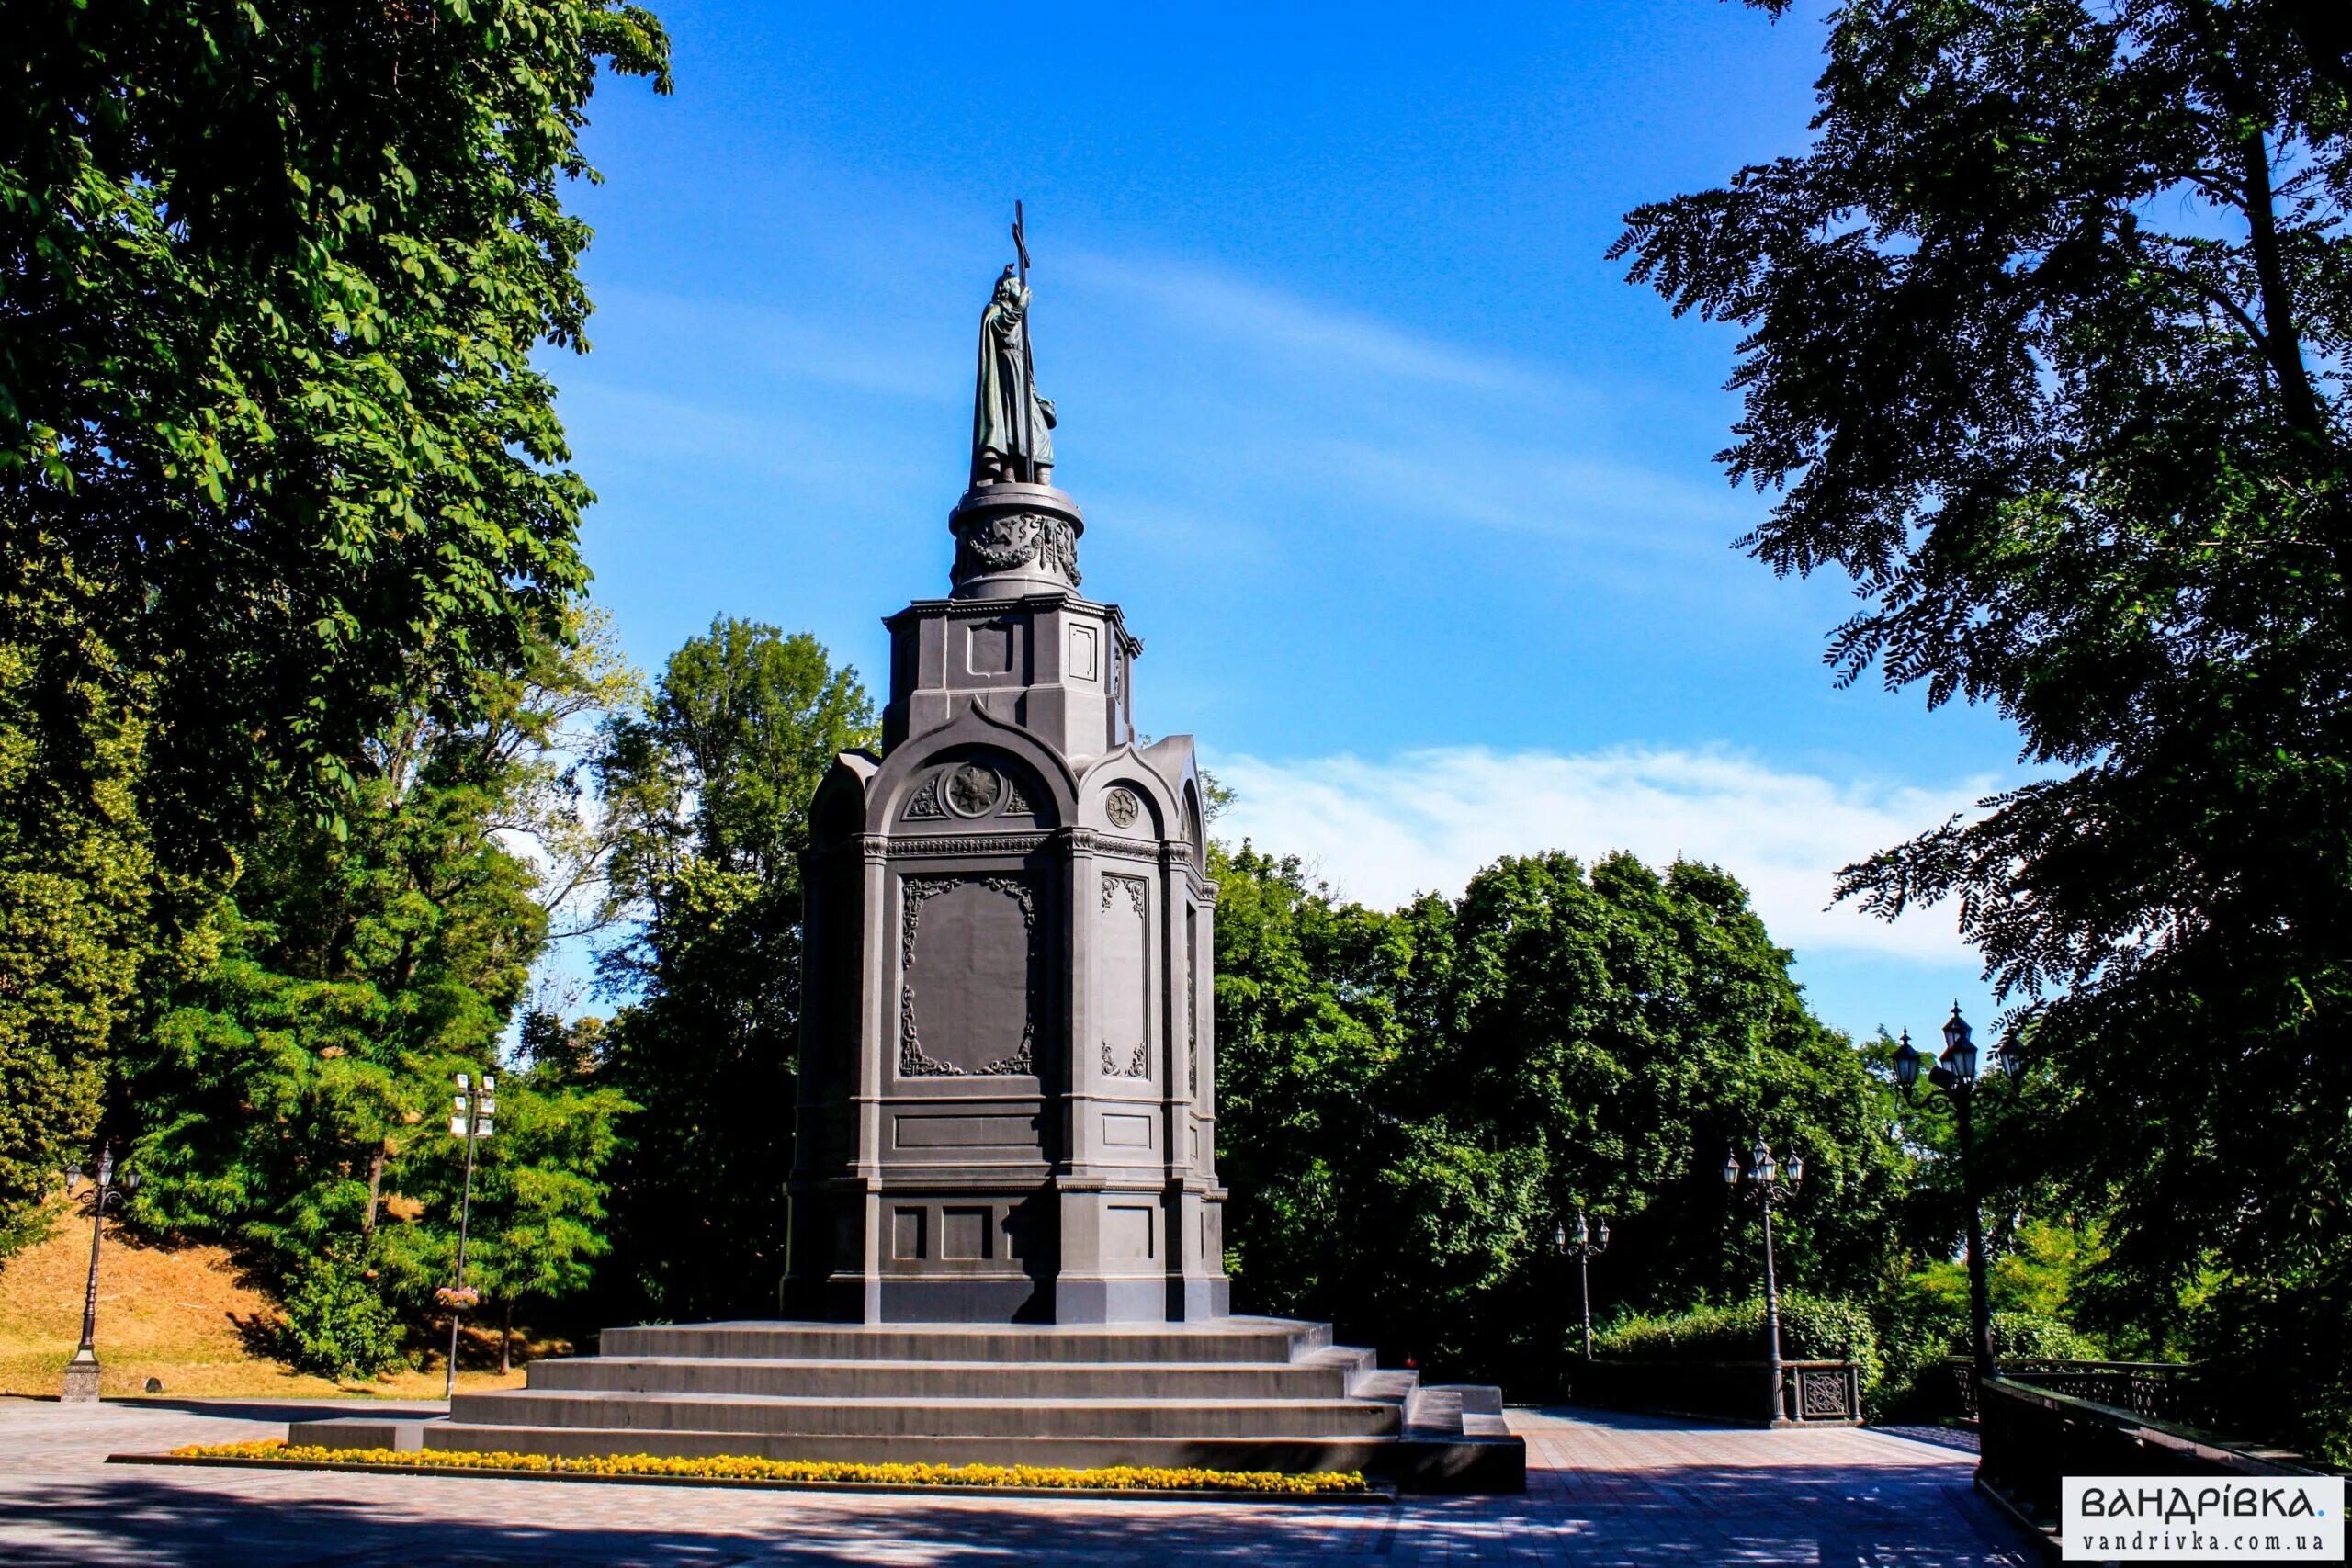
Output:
(291, 1317), (1524, 1492)
(781, 477), (1228, 1326)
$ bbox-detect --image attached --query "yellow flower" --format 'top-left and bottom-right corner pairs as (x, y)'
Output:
(166, 1442), (1369, 1494)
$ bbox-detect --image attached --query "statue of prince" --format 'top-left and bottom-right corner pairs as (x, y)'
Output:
(971, 206), (1056, 486)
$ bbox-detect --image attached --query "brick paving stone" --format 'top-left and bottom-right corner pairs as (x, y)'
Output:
(0, 1395), (2035, 1566)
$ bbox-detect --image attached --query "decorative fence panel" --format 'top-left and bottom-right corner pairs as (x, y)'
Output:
(1567, 1358), (1861, 1427)
(1976, 1375), (2335, 1540)
(1947, 1358), (2213, 1427)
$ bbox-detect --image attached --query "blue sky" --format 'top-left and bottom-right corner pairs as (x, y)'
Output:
(549, 0), (2033, 1044)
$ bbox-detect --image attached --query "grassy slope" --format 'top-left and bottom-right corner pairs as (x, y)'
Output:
(0, 1196), (537, 1399)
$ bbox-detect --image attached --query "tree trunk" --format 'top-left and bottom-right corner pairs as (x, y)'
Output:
(500, 1299), (514, 1376)
(362, 1146), (386, 1235)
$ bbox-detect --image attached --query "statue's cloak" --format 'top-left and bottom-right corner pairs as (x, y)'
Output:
(973, 276), (1054, 478)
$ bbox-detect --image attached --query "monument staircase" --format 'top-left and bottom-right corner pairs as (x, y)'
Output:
(293, 1317), (1521, 1491)
(299, 1316), (1523, 1495)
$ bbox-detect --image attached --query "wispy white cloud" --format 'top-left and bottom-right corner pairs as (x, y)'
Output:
(1063, 252), (1564, 398)
(565, 243), (1747, 565)
(1049, 251), (1748, 556)
(1209, 745), (1993, 963)
(1286, 434), (1747, 545)
(587, 286), (960, 405)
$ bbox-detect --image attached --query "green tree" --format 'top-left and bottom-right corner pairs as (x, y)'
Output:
(1394, 852), (1902, 1375)
(0, 563), (163, 1257)
(1213, 844), (1903, 1384)
(593, 619), (876, 1321)
(1613, 0), (2352, 1457)
(2, 0), (670, 866)
(0, 0), (669, 1254)
(1209, 841), (1413, 1320)
(126, 627), (631, 1371)
(397, 1055), (630, 1373)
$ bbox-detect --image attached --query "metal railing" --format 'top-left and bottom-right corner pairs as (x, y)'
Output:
(1947, 1357), (2211, 1427)
(1976, 1374), (2335, 1536)
(1567, 1357), (1862, 1427)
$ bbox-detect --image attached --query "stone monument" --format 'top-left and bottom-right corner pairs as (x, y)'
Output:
(291, 231), (1520, 1489)
(781, 220), (1225, 1326)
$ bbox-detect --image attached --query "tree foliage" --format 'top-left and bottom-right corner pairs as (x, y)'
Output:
(1, 0), (671, 863)
(1614, 0), (2352, 1456)
(0, 0), (668, 1258)
(0, 559), (164, 1256)
(592, 618), (876, 1321)
(1213, 843), (1905, 1382)
(124, 627), (633, 1371)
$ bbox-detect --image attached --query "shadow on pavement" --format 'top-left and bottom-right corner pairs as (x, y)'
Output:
(2, 1457), (2037, 1566)
(108, 1398), (447, 1425)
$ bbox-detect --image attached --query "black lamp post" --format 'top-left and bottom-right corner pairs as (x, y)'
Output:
(1554, 1209), (1611, 1360)
(61, 1145), (138, 1403)
(1893, 1004), (2013, 1383)
(1724, 1138), (1804, 1424)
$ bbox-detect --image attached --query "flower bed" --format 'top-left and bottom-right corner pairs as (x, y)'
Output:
(167, 1440), (1372, 1495)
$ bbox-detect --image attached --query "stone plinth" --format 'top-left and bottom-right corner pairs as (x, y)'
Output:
(59, 1348), (99, 1404)
(785, 476), (1224, 1326)
(292, 1319), (1525, 1493)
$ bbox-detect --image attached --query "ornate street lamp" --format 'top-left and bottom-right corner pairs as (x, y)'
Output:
(1894, 1005), (2002, 1382)
(441, 1072), (495, 1400)
(1724, 1138), (1804, 1423)
(60, 1145), (139, 1403)
(1554, 1209), (1611, 1360)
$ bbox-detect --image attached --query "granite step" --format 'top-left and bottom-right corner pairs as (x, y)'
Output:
(447, 1387), (1405, 1439)
(288, 1315), (1527, 1493)
(419, 1420), (1523, 1490)
(525, 1346), (1378, 1401)
(594, 1317), (1330, 1365)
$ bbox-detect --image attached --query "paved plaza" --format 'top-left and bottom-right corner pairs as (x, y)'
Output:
(0, 1395), (2033, 1565)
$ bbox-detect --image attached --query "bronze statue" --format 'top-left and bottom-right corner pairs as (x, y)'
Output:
(971, 208), (1056, 486)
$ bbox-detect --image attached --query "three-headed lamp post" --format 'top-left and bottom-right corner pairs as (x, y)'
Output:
(441, 1071), (495, 1400)
(1554, 1210), (1611, 1360)
(1893, 1004), (2016, 1383)
(61, 1145), (139, 1403)
(1724, 1137), (1804, 1423)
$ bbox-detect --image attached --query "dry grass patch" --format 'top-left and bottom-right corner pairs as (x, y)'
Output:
(0, 1195), (535, 1399)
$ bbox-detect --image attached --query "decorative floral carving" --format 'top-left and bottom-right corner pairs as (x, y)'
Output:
(945, 761), (1002, 818)
(1100, 1041), (1151, 1079)
(1094, 834), (1161, 861)
(1104, 787), (1142, 829)
(1036, 516), (1081, 586)
(899, 874), (1036, 1077)
(950, 509), (1082, 587)
(1101, 873), (1148, 915)
(1000, 775), (1034, 814)
(956, 511), (1042, 575)
(887, 832), (1049, 857)
(1187, 914), (1200, 1100)
(904, 773), (948, 819)
(1100, 874), (1151, 1077)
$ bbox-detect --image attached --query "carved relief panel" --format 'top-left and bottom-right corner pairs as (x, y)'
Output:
(899, 874), (1039, 1077)
(1097, 874), (1151, 1079)
(902, 755), (1041, 826)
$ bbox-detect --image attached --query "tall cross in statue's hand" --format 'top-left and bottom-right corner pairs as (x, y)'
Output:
(1012, 200), (1030, 285)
